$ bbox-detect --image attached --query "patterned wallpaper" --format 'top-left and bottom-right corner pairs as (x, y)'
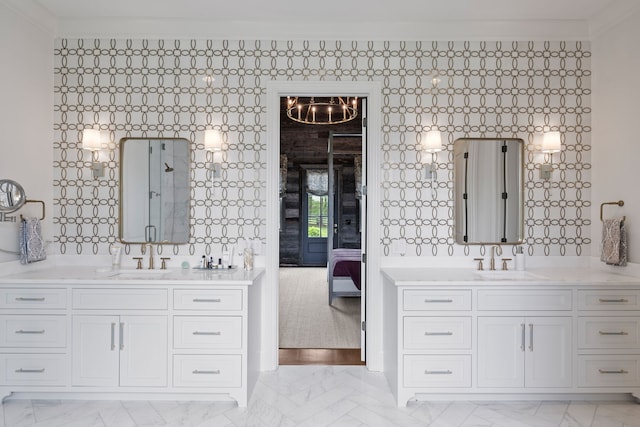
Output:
(53, 39), (591, 258)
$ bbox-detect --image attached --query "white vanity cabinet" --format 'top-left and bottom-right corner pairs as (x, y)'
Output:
(382, 268), (640, 407)
(477, 316), (572, 388)
(72, 315), (167, 387)
(0, 288), (68, 388)
(0, 268), (263, 407)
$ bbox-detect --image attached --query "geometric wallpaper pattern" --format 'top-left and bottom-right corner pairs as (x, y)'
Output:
(53, 39), (591, 258)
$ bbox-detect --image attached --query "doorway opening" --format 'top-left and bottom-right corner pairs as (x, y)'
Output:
(278, 96), (366, 365)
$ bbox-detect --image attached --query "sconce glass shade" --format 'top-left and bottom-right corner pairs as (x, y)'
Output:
(422, 130), (443, 153)
(542, 131), (561, 153)
(204, 129), (223, 152)
(82, 128), (102, 151)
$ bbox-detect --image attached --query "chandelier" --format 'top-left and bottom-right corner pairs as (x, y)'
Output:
(286, 96), (358, 125)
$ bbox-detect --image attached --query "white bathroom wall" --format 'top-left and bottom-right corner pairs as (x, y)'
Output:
(0, 2), (54, 263)
(592, 9), (640, 264)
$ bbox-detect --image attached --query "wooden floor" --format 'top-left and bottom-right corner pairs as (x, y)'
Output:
(279, 348), (365, 365)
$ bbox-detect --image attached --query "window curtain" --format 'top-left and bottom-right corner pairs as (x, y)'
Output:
(306, 169), (328, 196)
(279, 155), (288, 197)
(354, 155), (362, 199)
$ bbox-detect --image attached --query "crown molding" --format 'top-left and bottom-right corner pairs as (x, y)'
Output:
(0, 0), (56, 35)
(589, 0), (640, 39)
(54, 17), (590, 41)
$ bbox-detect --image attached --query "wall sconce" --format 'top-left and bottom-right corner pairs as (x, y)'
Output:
(420, 129), (443, 180)
(81, 128), (105, 179)
(204, 128), (223, 180)
(540, 131), (561, 181)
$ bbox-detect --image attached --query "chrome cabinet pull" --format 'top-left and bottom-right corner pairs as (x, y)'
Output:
(15, 368), (45, 373)
(192, 370), (220, 375)
(599, 369), (628, 374)
(15, 329), (45, 334)
(110, 323), (116, 351)
(528, 324), (534, 351)
(424, 370), (452, 375)
(15, 297), (45, 302)
(424, 331), (453, 336)
(193, 298), (222, 303)
(520, 323), (525, 351)
(193, 331), (221, 336)
(599, 298), (628, 303)
(424, 299), (453, 303)
(599, 331), (629, 336)
(119, 322), (124, 350)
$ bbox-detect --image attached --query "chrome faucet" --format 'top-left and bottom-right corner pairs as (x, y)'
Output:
(490, 245), (502, 271)
(142, 243), (155, 270)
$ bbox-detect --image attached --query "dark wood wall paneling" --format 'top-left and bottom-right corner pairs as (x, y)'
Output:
(279, 97), (363, 266)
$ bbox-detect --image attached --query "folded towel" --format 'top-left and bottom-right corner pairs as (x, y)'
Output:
(20, 217), (46, 264)
(601, 217), (627, 266)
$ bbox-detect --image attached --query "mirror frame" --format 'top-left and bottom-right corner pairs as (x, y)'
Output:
(0, 179), (26, 213)
(453, 137), (525, 245)
(118, 137), (191, 244)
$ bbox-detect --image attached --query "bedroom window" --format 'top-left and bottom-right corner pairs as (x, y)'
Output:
(307, 194), (328, 238)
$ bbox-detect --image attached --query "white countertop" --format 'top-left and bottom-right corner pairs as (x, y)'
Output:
(0, 265), (264, 286)
(381, 266), (640, 286)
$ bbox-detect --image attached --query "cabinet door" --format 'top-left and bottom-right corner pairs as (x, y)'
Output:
(119, 315), (167, 387)
(477, 317), (524, 388)
(525, 317), (572, 388)
(72, 315), (119, 386)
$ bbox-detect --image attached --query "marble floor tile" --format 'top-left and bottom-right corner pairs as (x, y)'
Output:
(4, 367), (640, 427)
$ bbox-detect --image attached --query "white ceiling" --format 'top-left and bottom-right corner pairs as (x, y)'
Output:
(4, 0), (639, 40)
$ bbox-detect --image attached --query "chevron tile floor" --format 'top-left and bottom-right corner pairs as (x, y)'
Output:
(3, 366), (640, 426)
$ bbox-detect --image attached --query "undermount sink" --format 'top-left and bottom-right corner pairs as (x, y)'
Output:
(474, 270), (545, 281)
(101, 269), (175, 279)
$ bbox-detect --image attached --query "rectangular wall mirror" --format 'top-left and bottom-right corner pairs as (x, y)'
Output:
(454, 138), (524, 245)
(119, 138), (190, 244)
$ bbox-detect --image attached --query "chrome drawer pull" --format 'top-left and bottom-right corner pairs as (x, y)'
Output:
(119, 322), (125, 350)
(193, 298), (222, 303)
(599, 298), (628, 303)
(193, 331), (222, 336)
(521, 323), (525, 351)
(424, 332), (453, 336)
(15, 297), (45, 302)
(599, 331), (629, 336)
(192, 370), (220, 375)
(599, 369), (628, 374)
(111, 323), (116, 351)
(424, 370), (452, 375)
(15, 368), (45, 373)
(424, 299), (453, 303)
(15, 329), (45, 334)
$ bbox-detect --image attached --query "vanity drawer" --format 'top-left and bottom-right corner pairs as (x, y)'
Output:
(403, 317), (471, 349)
(173, 354), (241, 388)
(578, 317), (640, 349)
(173, 316), (242, 349)
(403, 355), (471, 388)
(72, 288), (167, 310)
(174, 289), (243, 311)
(578, 356), (640, 387)
(478, 289), (572, 311)
(0, 288), (66, 309)
(578, 290), (640, 311)
(0, 315), (66, 348)
(0, 354), (67, 386)
(403, 290), (471, 311)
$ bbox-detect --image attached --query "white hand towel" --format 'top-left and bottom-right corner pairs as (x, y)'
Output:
(20, 217), (46, 264)
(601, 217), (627, 266)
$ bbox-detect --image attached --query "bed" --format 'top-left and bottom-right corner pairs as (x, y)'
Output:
(328, 248), (362, 305)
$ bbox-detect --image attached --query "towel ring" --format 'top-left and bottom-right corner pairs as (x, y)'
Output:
(600, 200), (624, 222)
(19, 199), (46, 221)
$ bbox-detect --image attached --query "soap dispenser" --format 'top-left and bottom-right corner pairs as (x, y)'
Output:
(514, 246), (526, 271)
